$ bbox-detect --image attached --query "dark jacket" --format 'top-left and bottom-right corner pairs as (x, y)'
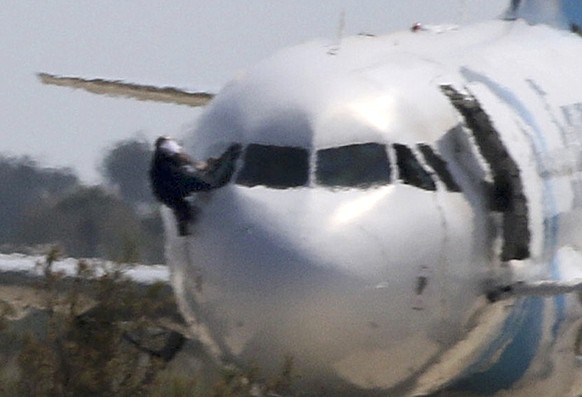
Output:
(149, 137), (240, 235)
(150, 149), (212, 208)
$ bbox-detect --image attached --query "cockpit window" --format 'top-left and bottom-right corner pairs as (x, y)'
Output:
(393, 144), (436, 191)
(236, 144), (309, 188)
(417, 144), (461, 192)
(316, 143), (391, 188)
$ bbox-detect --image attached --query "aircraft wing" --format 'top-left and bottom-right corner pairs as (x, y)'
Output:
(38, 73), (214, 107)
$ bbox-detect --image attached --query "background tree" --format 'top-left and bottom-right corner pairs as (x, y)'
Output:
(0, 139), (164, 264)
(100, 135), (155, 210)
(0, 155), (79, 243)
(16, 187), (145, 261)
(99, 135), (164, 263)
(16, 186), (163, 263)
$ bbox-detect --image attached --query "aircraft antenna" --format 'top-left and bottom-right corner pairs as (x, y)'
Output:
(337, 9), (346, 43)
(328, 9), (346, 55)
(459, 0), (468, 25)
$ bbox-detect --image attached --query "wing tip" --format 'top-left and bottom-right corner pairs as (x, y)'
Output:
(36, 72), (215, 107)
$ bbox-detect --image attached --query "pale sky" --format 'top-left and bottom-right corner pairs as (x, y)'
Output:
(1, 1), (507, 183)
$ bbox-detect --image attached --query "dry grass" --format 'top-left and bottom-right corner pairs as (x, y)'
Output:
(0, 247), (301, 397)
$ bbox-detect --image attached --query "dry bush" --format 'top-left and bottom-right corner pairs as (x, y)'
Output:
(9, 247), (179, 397)
(0, 247), (302, 397)
(211, 356), (299, 397)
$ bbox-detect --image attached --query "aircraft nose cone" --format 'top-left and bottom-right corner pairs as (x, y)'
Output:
(165, 185), (478, 393)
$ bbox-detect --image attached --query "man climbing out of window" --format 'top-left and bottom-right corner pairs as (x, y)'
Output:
(150, 136), (241, 236)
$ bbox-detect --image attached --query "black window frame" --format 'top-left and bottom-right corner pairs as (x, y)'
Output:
(417, 144), (461, 192)
(393, 143), (436, 191)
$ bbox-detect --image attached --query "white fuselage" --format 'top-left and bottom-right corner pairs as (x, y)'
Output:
(166, 20), (582, 396)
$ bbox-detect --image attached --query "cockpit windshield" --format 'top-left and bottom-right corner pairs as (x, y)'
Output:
(316, 143), (391, 188)
(236, 144), (309, 189)
(234, 141), (455, 192)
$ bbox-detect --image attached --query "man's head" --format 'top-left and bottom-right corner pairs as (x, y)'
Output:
(155, 136), (183, 156)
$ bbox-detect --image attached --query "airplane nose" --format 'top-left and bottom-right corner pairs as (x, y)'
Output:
(165, 184), (481, 393)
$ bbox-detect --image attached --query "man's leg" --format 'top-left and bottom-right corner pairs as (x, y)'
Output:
(172, 199), (199, 236)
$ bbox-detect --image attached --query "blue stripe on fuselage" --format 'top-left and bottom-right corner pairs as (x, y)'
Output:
(449, 297), (544, 395)
(463, 68), (566, 341)
(547, 215), (566, 341)
(448, 70), (566, 395)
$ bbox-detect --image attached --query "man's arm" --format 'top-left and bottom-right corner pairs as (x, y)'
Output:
(198, 144), (242, 189)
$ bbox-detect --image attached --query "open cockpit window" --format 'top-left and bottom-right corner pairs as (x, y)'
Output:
(236, 144), (309, 188)
(316, 143), (391, 188)
(417, 144), (461, 192)
(393, 144), (436, 191)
